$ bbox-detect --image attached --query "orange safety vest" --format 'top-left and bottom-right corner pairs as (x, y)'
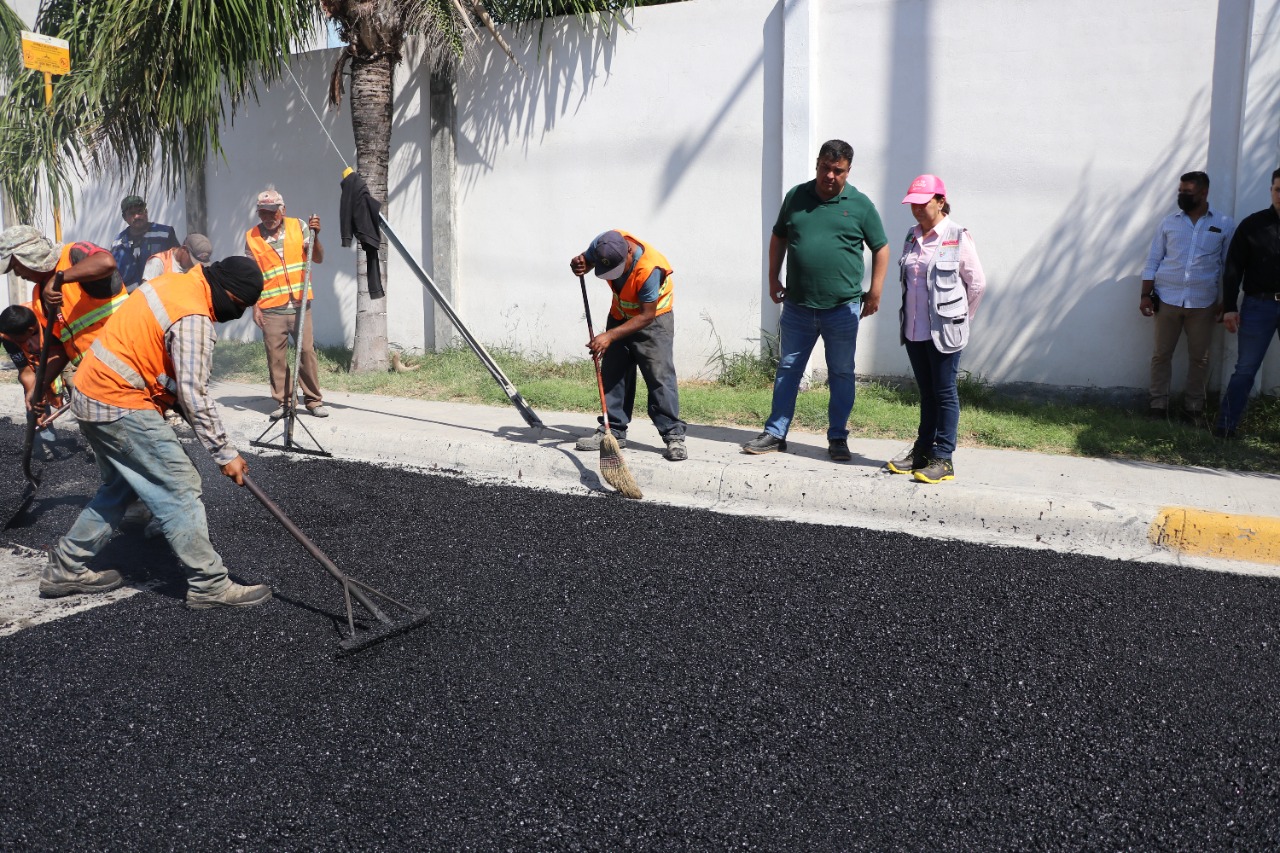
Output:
(73, 268), (216, 413)
(607, 231), (674, 321)
(148, 247), (178, 277)
(30, 244), (128, 366)
(245, 218), (312, 309)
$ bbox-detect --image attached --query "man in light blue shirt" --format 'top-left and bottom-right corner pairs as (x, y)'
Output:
(1139, 171), (1234, 419)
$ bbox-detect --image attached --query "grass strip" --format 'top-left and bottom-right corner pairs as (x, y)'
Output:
(213, 340), (1280, 474)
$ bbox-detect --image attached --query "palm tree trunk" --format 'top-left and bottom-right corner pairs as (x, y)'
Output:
(429, 59), (458, 352)
(183, 157), (207, 235)
(350, 53), (391, 373)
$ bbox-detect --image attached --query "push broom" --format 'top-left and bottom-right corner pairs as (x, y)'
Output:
(578, 275), (643, 500)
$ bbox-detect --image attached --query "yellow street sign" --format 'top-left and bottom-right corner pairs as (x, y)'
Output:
(20, 31), (70, 76)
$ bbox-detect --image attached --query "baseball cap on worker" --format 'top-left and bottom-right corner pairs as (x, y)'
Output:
(256, 188), (284, 211)
(0, 224), (59, 274)
(120, 194), (146, 215)
(182, 233), (213, 264)
(589, 230), (630, 280)
(902, 174), (946, 204)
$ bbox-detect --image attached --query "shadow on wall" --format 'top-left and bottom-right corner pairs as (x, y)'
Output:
(454, 17), (621, 193)
(205, 49), (360, 347)
(963, 88), (1219, 390)
(1236, 1), (1280, 210)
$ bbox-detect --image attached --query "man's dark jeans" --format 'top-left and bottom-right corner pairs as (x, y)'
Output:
(599, 311), (685, 439)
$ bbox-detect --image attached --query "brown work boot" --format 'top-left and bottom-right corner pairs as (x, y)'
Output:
(186, 581), (273, 611)
(39, 555), (125, 599)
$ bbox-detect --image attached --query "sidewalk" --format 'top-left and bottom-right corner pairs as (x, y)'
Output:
(6, 381), (1280, 575)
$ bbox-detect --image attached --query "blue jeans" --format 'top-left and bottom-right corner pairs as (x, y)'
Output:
(53, 409), (230, 594)
(905, 339), (962, 460)
(764, 302), (860, 441)
(1216, 295), (1280, 432)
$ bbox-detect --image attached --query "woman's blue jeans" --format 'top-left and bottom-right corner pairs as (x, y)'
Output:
(764, 302), (860, 441)
(1216, 295), (1280, 432)
(905, 339), (962, 460)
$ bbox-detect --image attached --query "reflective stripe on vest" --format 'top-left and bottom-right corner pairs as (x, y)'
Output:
(246, 218), (312, 307)
(608, 231), (674, 321)
(89, 338), (146, 389)
(70, 269), (214, 413)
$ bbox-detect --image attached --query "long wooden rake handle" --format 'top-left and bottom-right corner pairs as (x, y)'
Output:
(578, 274), (612, 434)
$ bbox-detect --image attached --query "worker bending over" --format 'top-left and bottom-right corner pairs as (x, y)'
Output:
(0, 225), (124, 373)
(40, 258), (273, 610)
(570, 230), (688, 461)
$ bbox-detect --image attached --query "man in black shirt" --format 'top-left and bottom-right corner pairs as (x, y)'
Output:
(1214, 168), (1280, 438)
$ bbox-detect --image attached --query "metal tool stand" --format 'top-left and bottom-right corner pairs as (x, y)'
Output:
(251, 221), (333, 458)
(378, 213), (544, 429)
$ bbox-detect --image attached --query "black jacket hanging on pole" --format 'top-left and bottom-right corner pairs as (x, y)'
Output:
(339, 171), (385, 299)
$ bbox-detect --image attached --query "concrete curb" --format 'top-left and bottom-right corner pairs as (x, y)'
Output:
(6, 381), (1280, 575)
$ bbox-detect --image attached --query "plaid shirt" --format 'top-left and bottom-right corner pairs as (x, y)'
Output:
(72, 314), (236, 465)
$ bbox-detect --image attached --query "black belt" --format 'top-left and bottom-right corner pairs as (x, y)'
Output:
(1247, 291), (1280, 301)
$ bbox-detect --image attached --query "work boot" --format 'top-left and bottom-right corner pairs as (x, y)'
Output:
(886, 447), (927, 475)
(269, 405), (286, 421)
(307, 404), (330, 418)
(827, 438), (852, 462)
(575, 430), (626, 451)
(186, 581), (273, 611)
(913, 457), (955, 484)
(39, 555), (124, 599)
(664, 436), (688, 462)
(742, 432), (786, 454)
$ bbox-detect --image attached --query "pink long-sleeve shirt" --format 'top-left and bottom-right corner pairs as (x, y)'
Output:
(902, 218), (986, 342)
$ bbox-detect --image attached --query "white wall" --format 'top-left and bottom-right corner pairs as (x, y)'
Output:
(454, 0), (779, 376)
(6, 0), (1280, 399)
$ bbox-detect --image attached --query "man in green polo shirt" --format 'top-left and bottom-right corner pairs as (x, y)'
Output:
(743, 139), (889, 460)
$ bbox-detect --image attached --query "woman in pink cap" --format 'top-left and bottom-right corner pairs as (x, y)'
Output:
(886, 174), (986, 483)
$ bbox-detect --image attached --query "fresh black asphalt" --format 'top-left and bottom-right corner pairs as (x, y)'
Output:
(2, 418), (1280, 850)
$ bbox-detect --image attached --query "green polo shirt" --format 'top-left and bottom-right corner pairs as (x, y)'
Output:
(773, 179), (887, 309)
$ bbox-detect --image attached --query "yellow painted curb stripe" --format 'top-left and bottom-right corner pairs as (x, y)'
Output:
(1151, 507), (1280, 566)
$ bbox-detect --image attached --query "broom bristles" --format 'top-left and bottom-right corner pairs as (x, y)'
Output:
(599, 433), (643, 499)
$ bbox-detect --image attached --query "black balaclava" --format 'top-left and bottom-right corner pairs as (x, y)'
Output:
(202, 257), (265, 323)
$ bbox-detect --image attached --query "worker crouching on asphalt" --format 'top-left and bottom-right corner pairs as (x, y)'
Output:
(41, 257), (273, 610)
(570, 230), (688, 462)
(0, 303), (65, 441)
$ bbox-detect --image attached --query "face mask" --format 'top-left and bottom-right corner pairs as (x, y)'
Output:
(208, 284), (247, 323)
(1176, 193), (1197, 212)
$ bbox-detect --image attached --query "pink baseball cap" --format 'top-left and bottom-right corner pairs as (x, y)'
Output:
(902, 174), (946, 204)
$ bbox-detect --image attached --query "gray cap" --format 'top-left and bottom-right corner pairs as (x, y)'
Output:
(182, 233), (213, 264)
(0, 225), (59, 274)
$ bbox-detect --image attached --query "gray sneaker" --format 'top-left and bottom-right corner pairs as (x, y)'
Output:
(664, 437), (688, 462)
(186, 581), (273, 611)
(39, 555), (124, 599)
(575, 430), (626, 451)
(886, 448), (927, 475)
(742, 432), (787, 454)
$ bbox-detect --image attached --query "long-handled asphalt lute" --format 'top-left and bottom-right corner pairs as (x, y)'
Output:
(252, 220), (332, 458)
(578, 275), (642, 500)
(241, 474), (429, 653)
(378, 213), (543, 429)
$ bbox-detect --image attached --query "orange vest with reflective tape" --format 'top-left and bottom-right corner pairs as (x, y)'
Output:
(608, 231), (674, 321)
(30, 244), (128, 366)
(149, 248), (178, 276)
(246, 218), (311, 309)
(72, 268), (215, 413)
